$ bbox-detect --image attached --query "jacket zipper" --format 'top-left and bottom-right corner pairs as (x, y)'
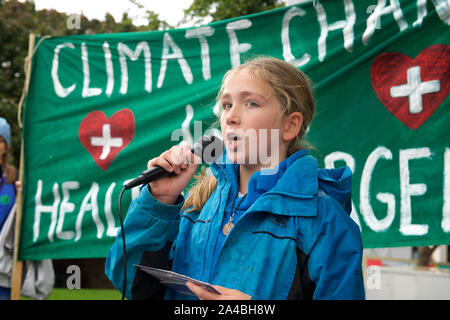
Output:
(206, 164), (316, 282)
(201, 165), (231, 282)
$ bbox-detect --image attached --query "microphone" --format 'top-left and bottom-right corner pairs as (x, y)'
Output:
(123, 135), (222, 190)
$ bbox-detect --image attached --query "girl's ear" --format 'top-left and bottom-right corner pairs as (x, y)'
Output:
(282, 112), (303, 142)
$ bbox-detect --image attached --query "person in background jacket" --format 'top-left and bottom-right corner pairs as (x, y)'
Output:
(105, 57), (365, 300)
(0, 117), (17, 300)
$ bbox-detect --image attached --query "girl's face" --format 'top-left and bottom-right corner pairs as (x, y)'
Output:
(220, 68), (287, 168)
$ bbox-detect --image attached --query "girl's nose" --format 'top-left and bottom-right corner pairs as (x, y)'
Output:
(225, 104), (241, 125)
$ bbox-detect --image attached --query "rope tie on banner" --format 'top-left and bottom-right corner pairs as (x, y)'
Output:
(17, 35), (51, 129)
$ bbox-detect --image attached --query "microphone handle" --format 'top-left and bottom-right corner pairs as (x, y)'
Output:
(123, 146), (195, 190)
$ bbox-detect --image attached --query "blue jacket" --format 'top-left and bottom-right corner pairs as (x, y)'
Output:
(105, 149), (365, 300)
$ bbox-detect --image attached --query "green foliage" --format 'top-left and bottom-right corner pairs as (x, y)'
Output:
(183, 0), (284, 25)
(129, 0), (172, 30)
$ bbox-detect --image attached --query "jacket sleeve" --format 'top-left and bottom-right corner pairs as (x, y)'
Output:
(104, 185), (184, 300)
(307, 195), (365, 300)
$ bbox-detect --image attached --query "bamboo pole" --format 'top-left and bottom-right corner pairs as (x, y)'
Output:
(10, 33), (36, 300)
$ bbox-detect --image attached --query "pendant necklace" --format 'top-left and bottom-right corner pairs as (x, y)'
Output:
(223, 190), (247, 236)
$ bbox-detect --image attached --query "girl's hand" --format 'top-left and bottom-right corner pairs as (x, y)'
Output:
(147, 141), (200, 205)
(186, 282), (251, 300)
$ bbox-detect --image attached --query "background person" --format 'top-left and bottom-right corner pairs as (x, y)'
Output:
(0, 117), (18, 300)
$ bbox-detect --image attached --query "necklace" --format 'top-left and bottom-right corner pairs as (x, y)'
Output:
(223, 190), (247, 236)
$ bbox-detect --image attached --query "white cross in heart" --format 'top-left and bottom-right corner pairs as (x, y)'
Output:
(390, 66), (441, 114)
(90, 124), (123, 160)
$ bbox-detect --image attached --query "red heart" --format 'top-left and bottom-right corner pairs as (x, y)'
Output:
(370, 44), (450, 130)
(79, 109), (135, 171)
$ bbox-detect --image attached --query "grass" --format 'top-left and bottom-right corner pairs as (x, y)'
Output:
(21, 288), (123, 300)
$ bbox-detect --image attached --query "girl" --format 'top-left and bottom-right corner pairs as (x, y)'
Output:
(105, 57), (365, 300)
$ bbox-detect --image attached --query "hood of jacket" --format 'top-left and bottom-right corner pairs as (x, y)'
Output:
(210, 147), (352, 217)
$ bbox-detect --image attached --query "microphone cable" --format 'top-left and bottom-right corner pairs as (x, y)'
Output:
(118, 187), (127, 300)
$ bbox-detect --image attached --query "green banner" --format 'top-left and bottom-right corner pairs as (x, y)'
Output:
(20, 0), (450, 260)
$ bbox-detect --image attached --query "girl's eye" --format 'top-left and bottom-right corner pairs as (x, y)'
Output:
(222, 103), (232, 109)
(247, 100), (259, 107)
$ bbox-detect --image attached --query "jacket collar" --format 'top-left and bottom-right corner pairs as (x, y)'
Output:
(210, 148), (319, 217)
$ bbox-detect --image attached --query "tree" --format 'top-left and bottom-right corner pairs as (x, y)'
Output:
(182, 0), (284, 25)
(128, 0), (173, 30)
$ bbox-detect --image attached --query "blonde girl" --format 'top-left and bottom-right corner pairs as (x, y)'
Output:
(106, 57), (365, 300)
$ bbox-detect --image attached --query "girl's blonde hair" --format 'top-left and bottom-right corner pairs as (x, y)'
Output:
(182, 57), (316, 213)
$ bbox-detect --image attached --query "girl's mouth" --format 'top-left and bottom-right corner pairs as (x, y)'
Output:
(225, 132), (243, 151)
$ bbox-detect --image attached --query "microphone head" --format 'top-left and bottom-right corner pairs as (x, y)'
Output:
(192, 135), (223, 164)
